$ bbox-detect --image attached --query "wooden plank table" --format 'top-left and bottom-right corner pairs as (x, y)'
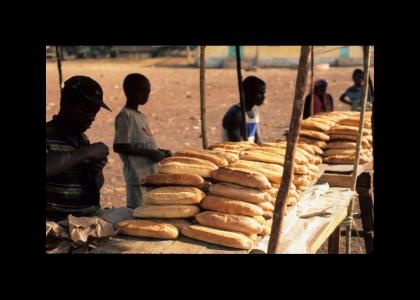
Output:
(317, 159), (373, 188)
(91, 185), (353, 254)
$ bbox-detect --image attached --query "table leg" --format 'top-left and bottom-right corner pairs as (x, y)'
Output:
(328, 226), (340, 254)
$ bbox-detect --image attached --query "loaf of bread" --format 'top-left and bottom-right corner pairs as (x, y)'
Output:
(298, 137), (328, 149)
(258, 201), (274, 212)
(181, 225), (254, 250)
(231, 159), (284, 174)
(323, 154), (370, 164)
(262, 210), (273, 219)
(254, 215), (266, 225)
(313, 155), (323, 164)
(210, 148), (242, 155)
(337, 118), (371, 128)
(116, 219), (179, 239)
(260, 219), (273, 236)
(174, 149), (228, 167)
(161, 156), (218, 169)
(200, 194), (264, 217)
(310, 116), (337, 127)
(144, 186), (206, 205)
(252, 147), (309, 165)
(301, 119), (331, 132)
(209, 182), (271, 204)
(328, 125), (371, 136)
(325, 141), (357, 149)
(144, 218), (192, 231)
(300, 129), (330, 141)
(323, 148), (370, 157)
(328, 134), (371, 145)
(211, 167), (271, 189)
(293, 174), (311, 187)
(247, 233), (258, 241)
(297, 143), (316, 155)
(133, 204), (201, 219)
(208, 141), (256, 151)
(142, 173), (205, 187)
(209, 150), (239, 163)
(195, 211), (263, 235)
(158, 162), (216, 178)
(239, 150), (285, 165)
(228, 161), (282, 184)
(294, 164), (309, 175)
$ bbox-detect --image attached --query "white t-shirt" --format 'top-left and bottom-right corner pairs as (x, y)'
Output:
(114, 107), (158, 185)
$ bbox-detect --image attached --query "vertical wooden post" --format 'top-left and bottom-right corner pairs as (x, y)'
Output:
(56, 45), (63, 96)
(253, 46), (259, 68)
(309, 46), (315, 116)
(267, 46), (311, 254)
(236, 46), (248, 141)
(345, 45), (371, 254)
(199, 46), (208, 149)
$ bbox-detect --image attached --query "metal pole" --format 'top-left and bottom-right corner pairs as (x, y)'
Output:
(345, 45), (371, 254)
(199, 46), (208, 149)
(267, 46), (311, 254)
(236, 46), (248, 140)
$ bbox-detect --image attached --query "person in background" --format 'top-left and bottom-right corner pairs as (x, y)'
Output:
(46, 76), (111, 221)
(339, 68), (373, 111)
(303, 79), (334, 119)
(113, 73), (171, 209)
(222, 76), (266, 144)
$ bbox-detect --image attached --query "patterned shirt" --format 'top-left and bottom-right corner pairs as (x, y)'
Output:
(46, 116), (100, 217)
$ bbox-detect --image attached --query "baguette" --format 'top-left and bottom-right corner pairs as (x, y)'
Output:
(251, 147), (309, 165)
(258, 201), (274, 212)
(143, 218), (192, 231)
(174, 149), (228, 167)
(230, 159), (284, 174)
(301, 119), (331, 132)
(211, 167), (271, 189)
(158, 162), (216, 178)
(294, 164), (309, 175)
(142, 173), (205, 187)
(323, 154), (370, 164)
(209, 150), (239, 163)
(144, 186), (205, 205)
(262, 210), (273, 219)
(240, 150), (285, 165)
(293, 175), (311, 187)
(298, 137), (328, 149)
(195, 211), (263, 235)
(210, 148), (241, 155)
(300, 129), (330, 141)
(328, 125), (371, 136)
(200, 194), (264, 217)
(297, 143), (316, 155)
(309, 117), (337, 127)
(133, 205), (200, 219)
(325, 141), (357, 149)
(161, 156), (218, 169)
(228, 161), (282, 184)
(329, 134), (371, 145)
(181, 225), (254, 250)
(209, 182), (271, 204)
(116, 219), (179, 239)
(337, 118), (371, 128)
(254, 215), (266, 225)
(323, 148), (370, 157)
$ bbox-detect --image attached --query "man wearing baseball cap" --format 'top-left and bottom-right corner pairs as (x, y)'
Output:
(46, 76), (111, 221)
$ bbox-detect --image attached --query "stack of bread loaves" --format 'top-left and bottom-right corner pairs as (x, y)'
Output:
(117, 147), (235, 241)
(323, 111), (373, 164)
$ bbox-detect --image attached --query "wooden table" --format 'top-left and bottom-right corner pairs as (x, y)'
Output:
(91, 186), (354, 254)
(317, 159), (374, 253)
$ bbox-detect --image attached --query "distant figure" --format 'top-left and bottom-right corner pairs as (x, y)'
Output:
(303, 79), (334, 119)
(222, 76), (266, 144)
(113, 73), (171, 209)
(46, 76), (111, 221)
(339, 68), (373, 111)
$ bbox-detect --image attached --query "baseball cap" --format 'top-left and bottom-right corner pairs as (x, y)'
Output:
(62, 76), (111, 111)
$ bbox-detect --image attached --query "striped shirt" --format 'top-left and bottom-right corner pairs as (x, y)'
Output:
(46, 116), (100, 217)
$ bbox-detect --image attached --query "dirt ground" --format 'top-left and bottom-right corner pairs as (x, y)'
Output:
(46, 58), (374, 253)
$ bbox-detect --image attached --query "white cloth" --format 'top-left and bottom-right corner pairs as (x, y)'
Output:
(114, 107), (158, 187)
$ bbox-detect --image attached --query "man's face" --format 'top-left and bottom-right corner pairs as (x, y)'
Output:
(249, 84), (266, 106)
(129, 82), (151, 105)
(354, 73), (364, 86)
(67, 100), (100, 133)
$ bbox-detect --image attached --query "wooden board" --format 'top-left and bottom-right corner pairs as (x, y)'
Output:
(253, 187), (353, 254)
(319, 159), (373, 188)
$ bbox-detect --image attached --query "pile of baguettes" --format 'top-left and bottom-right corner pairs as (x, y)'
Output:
(116, 141), (324, 251)
(301, 111), (373, 164)
(116, 148), (234, 241)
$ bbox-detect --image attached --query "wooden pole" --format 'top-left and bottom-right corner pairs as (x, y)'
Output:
(267, 46), (311, 254)
(56, 45), (63, 96)
(253, 46), (259, 68)
(345, 45), (371, 254)
(199, 46), (208, 149)
(236, 46), (248, 141)
(309, 46), (315, 116)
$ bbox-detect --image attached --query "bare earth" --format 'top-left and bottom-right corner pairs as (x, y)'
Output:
(46, 59), (374, 253)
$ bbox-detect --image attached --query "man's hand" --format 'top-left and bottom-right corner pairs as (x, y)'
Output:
(149, 150), (167, 162)
(90, 157), (108, 173)
(86, 142), (109, 161)
(159, 148), (172, 158)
